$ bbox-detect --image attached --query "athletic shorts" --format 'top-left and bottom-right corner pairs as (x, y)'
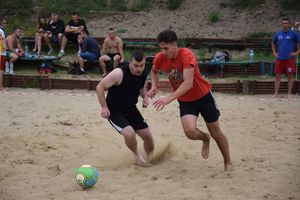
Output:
(0, 55), (6, 70)
(51, 35), (59, 43)
(64, 33), (79, 43)
(80, 52), (98, 61)
(108, 106), (148, 134)
(178, 91), (220, 123)
(107, 53), (120, 60)
(275, 59), (296, 74)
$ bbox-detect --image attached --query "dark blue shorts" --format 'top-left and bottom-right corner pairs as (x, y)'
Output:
(108, 106), (148, 133)
(51, 35), (59, 43)
(178, 91), (220, 123)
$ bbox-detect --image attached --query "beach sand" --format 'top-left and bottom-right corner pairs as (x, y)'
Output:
(0, 88), (299, 200)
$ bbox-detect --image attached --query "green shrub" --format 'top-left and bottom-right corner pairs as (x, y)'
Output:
(166, 0), (183, 10)
(247, 31), (274, 38)
(0, 0), (33, 16)
(208, 11), (220, 23)
(279, 0), (300, 10)
(231, 0), (264, 8)
(129, 0), (153, 11)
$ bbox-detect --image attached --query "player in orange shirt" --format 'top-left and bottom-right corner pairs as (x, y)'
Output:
(148, 30), (232, 171)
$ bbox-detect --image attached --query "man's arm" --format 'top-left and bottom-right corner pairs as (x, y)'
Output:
(147, 66), (160, 98)
(117, 38), (124, 62)
(140, 80), (149, 108)
(96, 68), (123, 118)
(271, 42), (278, 58)
(101, 39), (107, 56)
(153, 66), (194, 110)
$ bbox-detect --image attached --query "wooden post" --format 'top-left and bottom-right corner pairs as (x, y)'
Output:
(242, 80), (249, 94)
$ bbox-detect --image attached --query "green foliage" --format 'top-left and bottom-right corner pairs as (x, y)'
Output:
(109, 0), (127, 11)
(0, 0), (33, 16)
(166, 0), (183, 10)
(129, 0), (153, 11)
(208, 11), (220, 23)
(38, 0), (108, 16)
(247, 31), (274, 38)
(231, 0), (264, 8)
(279, 0), (300, 10)
(177, 32), (190, 47)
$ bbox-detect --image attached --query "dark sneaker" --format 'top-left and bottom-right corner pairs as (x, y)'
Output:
(76, 69), (86, 75)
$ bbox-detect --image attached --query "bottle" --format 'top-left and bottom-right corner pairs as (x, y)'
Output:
(249, 49), (254, 62)
(9, 62), (14, 75)
(25, 45), (29, 58)
(5, 61), (9, 74)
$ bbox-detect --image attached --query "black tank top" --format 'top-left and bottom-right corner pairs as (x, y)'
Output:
(106, 65), (147, 111)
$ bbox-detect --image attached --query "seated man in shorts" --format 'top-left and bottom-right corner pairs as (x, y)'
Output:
(58, 12), (86, 57)
(99, 28), (124, 77)
(44, 13), (65, 55)
(6, 26), (24, 74)
(75, 28), (100, 75)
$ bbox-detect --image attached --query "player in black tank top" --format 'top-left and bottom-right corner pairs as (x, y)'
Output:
(96, 50), (154, 167)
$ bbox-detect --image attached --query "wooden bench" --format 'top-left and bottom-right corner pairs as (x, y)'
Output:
(123, 41), (158, 49)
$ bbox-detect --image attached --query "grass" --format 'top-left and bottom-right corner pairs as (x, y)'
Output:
(208, 11), (220, 23)
(230, 0), (265, 8)
(166, 0), (183, 10)
(247, 31), (274, 38)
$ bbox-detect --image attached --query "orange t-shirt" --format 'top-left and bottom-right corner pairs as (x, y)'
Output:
(153, 48), (211, 102)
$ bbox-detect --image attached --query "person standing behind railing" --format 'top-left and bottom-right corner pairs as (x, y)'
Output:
(272, 17), (300, 100)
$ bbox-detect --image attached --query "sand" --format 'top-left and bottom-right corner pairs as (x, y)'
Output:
(88, 0), (300, 39)
(0, 88), (300, 200)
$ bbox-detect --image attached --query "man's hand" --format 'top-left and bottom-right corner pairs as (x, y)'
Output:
(120, 58), (124, 63)
(147, 87), (158, 99)
(290, 52), (299, 57)
(153, 96), (172, 111)
(142, 97), (149, 108)
(101, 106), (110, 119)
(273, 52), (278, 58)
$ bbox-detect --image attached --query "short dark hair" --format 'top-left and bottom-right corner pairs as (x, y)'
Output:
(157, 29), (178, 43)
(71, 11), (79, 16)
(81, 28), (89, 35)
(282, 17), (290, 22)
(131, 50), (145, 62)
(108, 27), (114, 31)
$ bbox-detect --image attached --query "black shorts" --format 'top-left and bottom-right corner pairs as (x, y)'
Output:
(107, 53), (120, 60)
(178, 91), (220, 123)
(108, 106), (148, 133)
(64, 33), (79, 43)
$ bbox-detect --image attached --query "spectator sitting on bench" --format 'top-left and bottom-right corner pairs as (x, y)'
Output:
(44, 13), (65, 55)
(58, 12), (86, 57)
(99, 28), (124, 77)
(6, 26), (24, 74)
(0, 17), (8, 89)
(75, 28), (100, 75)
(32, 16), (50, 56)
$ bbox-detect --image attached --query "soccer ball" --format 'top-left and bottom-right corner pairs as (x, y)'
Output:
(75, 165), (99, 189)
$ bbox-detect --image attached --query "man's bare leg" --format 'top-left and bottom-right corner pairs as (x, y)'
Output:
(181, 115), (211, 159)
(287, 73), (294, 100)
(273, 74), (282, 98)
(121, 126), (146, 166)
(206, 120), (233, 171)
(136, 128), (155, 157)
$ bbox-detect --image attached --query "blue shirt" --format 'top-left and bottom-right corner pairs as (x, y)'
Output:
(272, 29), (300, 60)
(82, 36), (100, 58)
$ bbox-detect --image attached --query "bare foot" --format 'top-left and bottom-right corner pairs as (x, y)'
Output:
(224, 163), (233, 171)
(288, 94), (292, 100)
(201, 133), (210, 159)
(272, 93), (278, 98)
(135, 154), (153, 167)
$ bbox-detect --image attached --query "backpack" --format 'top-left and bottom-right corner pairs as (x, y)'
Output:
(211, 51), (230, 63)
(38, 61), (57, 74)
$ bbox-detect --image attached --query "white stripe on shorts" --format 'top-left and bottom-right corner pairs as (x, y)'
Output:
(108, 119), (123, 133)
